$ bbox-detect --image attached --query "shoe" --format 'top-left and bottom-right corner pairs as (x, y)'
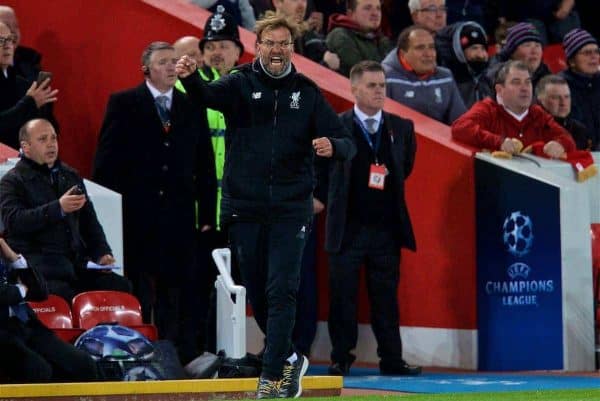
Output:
(257, 376), (281, 399)
(379, 360), (422, 376)
(327, 361), (350, 376)
(279, 353), (309, 398)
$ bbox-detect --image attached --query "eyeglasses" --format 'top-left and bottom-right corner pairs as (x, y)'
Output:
(578, 48), (600, 57)
(418, 6), (448, 13)
(0, 35), (17, 47)
(260, 40), (293, 50)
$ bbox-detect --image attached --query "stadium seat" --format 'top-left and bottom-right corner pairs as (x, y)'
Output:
(28, 294), (84, 343)
(71, 290), (158, 341)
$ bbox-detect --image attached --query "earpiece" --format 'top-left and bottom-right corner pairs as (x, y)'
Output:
(142, 66), (150, 76)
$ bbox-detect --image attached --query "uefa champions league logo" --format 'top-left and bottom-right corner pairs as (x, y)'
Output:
(503, 211), (533, 257)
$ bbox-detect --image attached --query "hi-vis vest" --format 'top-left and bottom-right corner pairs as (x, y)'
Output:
(176, 67), (226, 230)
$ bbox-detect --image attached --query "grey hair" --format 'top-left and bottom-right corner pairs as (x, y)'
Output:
(141, 41), (174, 68)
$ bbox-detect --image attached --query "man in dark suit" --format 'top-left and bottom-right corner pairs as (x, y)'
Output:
(92, 41), (216, 366)
(0, 237), (98, 383)
(318, 60), (421, 377)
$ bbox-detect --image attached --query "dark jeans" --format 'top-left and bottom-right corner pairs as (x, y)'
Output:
(328, 224), (404, 365)
(229, 220), (310, 379)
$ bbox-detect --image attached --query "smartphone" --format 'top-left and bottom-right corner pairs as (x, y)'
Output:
(36, 71), (52, 86)
(72, 185), (84, 195)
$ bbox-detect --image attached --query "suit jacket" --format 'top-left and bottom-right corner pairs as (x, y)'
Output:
(318, 109), (417, 253)
(92, 83), (216, 278)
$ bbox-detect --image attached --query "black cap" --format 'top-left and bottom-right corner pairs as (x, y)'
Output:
(199, 5), (244, 53)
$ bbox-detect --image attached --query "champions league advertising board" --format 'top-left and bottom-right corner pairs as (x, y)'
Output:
(475, 159), (563, 370)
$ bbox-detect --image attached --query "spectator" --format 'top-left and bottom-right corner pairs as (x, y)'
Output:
(452, 60), (576, 156)
(408, 0), (447, 36)
(0, 6), (40, 83)
(495, 0), (580, 45)
(487, 22), (551, 94)
(173, 36), (203, 68)
(383, 25), (466, 125)
(191, 0), (257, 30)
(560, 28), (600, 153)
(176, 13), (355, 398)
(326, 0), (393, 77)
(0, 22), (57, 150)
(272, 0), (340, 70)
(436, 21), (493, 107)
(445, 0), (486, 29)
(0, 237), (98, 383)
(536, 74), (592, 150)
(493, 20), (516, 53)
(92, 42), (217, 366)
(318, 60), (420, 377)
(0, 119), (132, 303)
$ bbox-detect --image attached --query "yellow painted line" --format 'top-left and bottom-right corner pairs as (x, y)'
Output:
(0, 376), (342, 398)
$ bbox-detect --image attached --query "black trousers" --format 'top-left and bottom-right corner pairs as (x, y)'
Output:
(229, 220), (309, 379)
(328, 224), (404, 365)
(128, 251), (201, 365)
(292, 218), (318, 356)
(0, 318), (98, 383)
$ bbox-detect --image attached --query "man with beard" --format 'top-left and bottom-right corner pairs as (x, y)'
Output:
(435, 21), (493, 107)
(176, 13), (355, 399)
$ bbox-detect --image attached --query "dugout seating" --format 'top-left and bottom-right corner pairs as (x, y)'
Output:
(28, 294), (84, 343)
(71, 290), (158, 341)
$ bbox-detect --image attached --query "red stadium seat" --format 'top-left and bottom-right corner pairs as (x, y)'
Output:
(28, 294), (84, 342)
(71, 290), (158, 341)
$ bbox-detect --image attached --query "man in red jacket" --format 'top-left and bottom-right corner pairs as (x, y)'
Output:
(451, 60), (576, 157)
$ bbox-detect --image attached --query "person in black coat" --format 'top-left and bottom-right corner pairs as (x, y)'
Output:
(0, 21), (58, 150)
(176, 14), (355, 398)
(317, 60), (420, 377)
(92, 42), (216, 366)
(0, 119), (131, 303)
(0, 237), (98, 383)
(536, 74), (594, 150)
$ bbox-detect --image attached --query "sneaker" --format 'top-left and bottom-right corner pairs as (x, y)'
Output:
(279, 354), (309, 398)
(257, 376), (281, 399)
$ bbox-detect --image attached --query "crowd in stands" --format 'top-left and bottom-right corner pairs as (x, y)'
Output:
(2, 0), (600, 394)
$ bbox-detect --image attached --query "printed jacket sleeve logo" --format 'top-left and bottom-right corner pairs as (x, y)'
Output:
(252, 91), (262, 99)
(290, 91), (301, 109)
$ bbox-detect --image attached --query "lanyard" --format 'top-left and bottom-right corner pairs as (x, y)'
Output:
(354, 115), (382, 164)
